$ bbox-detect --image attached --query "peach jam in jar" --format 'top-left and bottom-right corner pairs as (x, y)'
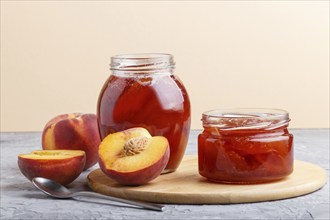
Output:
(97, 54), (191, 173)
(198, 108), (293, 184)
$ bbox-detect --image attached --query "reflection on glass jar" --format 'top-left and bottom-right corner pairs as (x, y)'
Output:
(198, 108), (293, 184)
(97, 54), (191, 173)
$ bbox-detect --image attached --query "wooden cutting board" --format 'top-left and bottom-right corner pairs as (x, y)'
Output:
(87, 155), (327, 204)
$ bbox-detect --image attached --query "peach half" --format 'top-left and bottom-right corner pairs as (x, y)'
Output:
(98, 127), (170, 185)
(18, 150), (86, 186)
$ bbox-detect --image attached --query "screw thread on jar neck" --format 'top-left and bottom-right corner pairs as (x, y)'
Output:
(110, 53), (175, 75)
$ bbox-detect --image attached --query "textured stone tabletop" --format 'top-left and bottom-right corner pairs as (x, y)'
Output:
(1, 129), (329, 220)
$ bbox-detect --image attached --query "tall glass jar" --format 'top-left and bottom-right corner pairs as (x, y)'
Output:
(198, 108), (293, 184)
(97, 54), (191, 173)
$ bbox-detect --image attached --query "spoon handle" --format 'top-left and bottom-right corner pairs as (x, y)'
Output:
(73, 191), (164, 211)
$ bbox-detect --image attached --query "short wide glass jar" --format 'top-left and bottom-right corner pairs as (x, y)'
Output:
(97, 54), (191, 173)
(198, 108), (293, 184)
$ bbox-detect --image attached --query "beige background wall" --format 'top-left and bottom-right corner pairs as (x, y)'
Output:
(1, 1), (329, 131)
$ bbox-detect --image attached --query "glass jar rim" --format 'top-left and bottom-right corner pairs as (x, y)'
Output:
(202, 108), (290, 131)
(112, 53), (172, 60)
(110, 53), (175, 71)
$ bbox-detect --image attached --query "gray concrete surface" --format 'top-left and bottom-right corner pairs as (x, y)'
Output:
(1, 129), (329, 220)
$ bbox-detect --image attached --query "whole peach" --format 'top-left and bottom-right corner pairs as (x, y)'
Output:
(42, 113), (101, 170)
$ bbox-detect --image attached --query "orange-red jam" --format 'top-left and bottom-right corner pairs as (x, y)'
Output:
(198, 109), (293, 184)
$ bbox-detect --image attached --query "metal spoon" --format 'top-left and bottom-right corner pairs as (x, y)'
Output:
(32, 177), (164, 212)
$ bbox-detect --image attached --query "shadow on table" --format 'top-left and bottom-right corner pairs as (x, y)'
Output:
(2, 181), (35, 191)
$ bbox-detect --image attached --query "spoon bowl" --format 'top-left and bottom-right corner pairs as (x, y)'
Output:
(32, 177), (73, 198)
(32, 177), (164, 211)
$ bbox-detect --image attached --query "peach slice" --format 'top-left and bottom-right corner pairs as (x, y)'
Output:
(98, 127), (170, 185)
(18, 150), (86, 186)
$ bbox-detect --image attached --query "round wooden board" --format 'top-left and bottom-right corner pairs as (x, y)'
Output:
(87, 155), (327, 204)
